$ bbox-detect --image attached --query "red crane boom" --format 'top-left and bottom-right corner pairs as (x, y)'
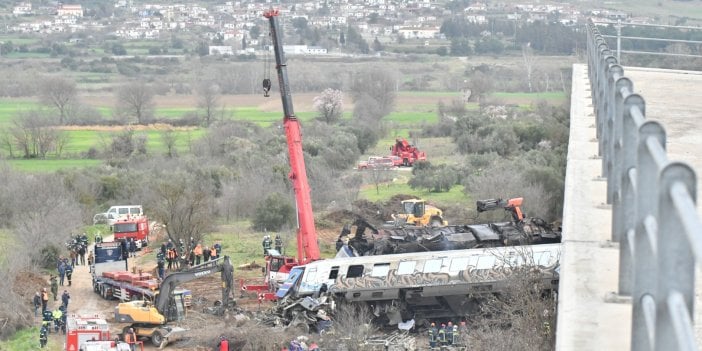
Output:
(264, 9), (320, 264)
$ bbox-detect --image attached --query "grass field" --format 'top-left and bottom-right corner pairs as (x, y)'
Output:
(0, 326), (62, 351)
(6, 159), (103, 172)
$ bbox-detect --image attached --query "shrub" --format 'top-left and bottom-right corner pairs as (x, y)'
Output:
(252, 193), (294, 232)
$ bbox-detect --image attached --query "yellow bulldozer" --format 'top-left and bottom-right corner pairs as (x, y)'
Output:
(392, 198), (447, 227)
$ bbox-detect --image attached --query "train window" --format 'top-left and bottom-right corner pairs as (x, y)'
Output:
(476, 256), (496, 270)
(371, 263), (390, 277)
(449, 257), (469, 272)
(423, 259), (442, 273)
(329, 266), (339, 279)
(305, 268), (317, 282)
(397, 261), (416, 275)
(347, 265), (364, 278)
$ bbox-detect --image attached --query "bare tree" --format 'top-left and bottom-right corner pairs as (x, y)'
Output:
(522, 43), (536, 93)
(38, 76), (77, 125)
(146, 171), (216, 254)
(197, 81), (221, 127)
(6, 111), (61, 159)
(160, 127), (178, 158)
(350, 67), (396, 121)
(313, 88), (343, 124)
(116, 82), (154, 125)
(368, 166), (393, 195)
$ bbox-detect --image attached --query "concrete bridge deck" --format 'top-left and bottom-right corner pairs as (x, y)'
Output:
(557, 64), (702, 350)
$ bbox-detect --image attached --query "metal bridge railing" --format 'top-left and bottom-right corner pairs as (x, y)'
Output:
(587, 19), (702, 351)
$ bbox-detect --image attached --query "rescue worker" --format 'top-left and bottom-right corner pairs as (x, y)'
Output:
(50, 275), (58, 301)
(446, 321), (453, 345)
(167, 247), (177, 270)
(58, 261), (66, 286)
(217, 335), (229, 351)
(428, 322), (437, 349)
(61, 290), (70, 310)
(41, 288), (49, 313)
(124, 327), (137, 351)
(52, 307), (63, 333)
(41, 309), (53, 333)
(213, 241), (222, 259)
(274, 234), (283, 252)
(438, 323), (447, 347)
(79, 243), (86, 265)
(95, 232), (102, 243)
(39, 324), (48, 348)
(203, 246), (211, 262)
(262, 235), (272, 256)
(65, 264), (73, 286)
(157, 256), (165, 280)
(194, 243), (203, 265)
(87, 251), (94, 272)
(33, 292), (41, 317)
(210, 245), (217, 261)
(452, 321), (460, 345)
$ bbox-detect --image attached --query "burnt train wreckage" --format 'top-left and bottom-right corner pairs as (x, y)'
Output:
(260, 10), (561, 334)
(337, 197), (561, 258)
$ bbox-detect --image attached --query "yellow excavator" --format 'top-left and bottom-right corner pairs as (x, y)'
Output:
(392, 198), (447, 227)
(114, 256), (234, 347)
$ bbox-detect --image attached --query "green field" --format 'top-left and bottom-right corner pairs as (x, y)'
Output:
(0, 326), (63, 351)
(359, 174), (467, 205)
(7, 159), (103, 172)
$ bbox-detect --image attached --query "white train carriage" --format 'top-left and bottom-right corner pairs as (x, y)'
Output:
(277, 243), (561, 323)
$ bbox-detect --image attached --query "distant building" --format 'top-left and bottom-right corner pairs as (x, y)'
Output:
(13, 2), (32, 15)
(209, 46), (234, 55)
(57, 4), (83, 17)
(398, 27), (440, 39)
(281, 45), (327, 55)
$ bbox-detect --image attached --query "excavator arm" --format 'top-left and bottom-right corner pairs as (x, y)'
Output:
(476, 197), (525, 222)
(155, 256), (234, 319)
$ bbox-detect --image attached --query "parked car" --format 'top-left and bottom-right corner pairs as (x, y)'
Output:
(358, 156), (395, 170)
(93, 213), (109, 225)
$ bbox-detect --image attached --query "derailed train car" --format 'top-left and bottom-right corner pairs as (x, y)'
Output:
(273, 243), (561, 332)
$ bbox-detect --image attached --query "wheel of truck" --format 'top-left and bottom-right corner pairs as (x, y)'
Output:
(403, 159), (410, 167)
(151, 331), (163, 347)
(430, 219), (442, 227)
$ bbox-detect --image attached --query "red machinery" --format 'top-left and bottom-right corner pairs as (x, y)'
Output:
(390, 138), (426, 166)
(65, 315), (111, 351)
(241, 9), (321, 300)
(112, 215), (149, 249)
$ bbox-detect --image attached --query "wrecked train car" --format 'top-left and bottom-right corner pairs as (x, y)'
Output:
(274, 243), (560, 331)
(338, 216), (561, 257)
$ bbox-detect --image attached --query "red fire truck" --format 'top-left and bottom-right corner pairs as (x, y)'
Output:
(65, 315), (111, 351)
(112, 215), (149, 249)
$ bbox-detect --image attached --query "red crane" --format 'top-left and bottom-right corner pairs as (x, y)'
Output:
(264, 9), (321, 265)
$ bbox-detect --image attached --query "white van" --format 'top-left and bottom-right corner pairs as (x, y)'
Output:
(103, 205), (143, 225)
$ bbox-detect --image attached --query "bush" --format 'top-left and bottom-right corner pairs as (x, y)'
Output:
(252, 193), (294, 232)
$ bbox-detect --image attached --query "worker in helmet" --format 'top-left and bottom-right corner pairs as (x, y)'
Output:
(438, 323), (447, 347)
(428, 322), (437, 349)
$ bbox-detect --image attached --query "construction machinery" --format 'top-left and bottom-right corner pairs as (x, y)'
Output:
(241, 9), (322, 299)
(476, 197), (526, 222)
(391, 198), (447, 227)
(390, 138), (426, 166)
(113, 256), (234, 347)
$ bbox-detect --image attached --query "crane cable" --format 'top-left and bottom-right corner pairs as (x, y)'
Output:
(262, 23), (272, 97)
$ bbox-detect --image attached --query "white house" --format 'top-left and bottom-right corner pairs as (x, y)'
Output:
(13, 2), (32, 15)
(209, 46), (234, 55)
(57, 4), (83, 17)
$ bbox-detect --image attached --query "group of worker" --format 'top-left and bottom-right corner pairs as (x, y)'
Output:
(262, 234), (283, 256)
(427, 321), (467, 349)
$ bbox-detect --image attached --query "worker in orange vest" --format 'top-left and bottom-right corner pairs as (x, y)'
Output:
(210, 245), (217, 260)
(194, 244), (203, 265)
(124, 328), (137, 351)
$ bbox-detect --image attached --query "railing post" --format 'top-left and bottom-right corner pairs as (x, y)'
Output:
(615, 93), (642, 296)
(632, 121), (665, 351)
(655, 163), (697, 351)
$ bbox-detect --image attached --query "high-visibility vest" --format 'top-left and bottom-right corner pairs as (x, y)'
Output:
(428, 328), (435, 341)
(42, 291), (48, 301)
(125, 332), (135, 343)
(194, 245), (203, 255)
(438, 328), (446, 342)
(211, 247), (217, 257)
(167, 249), (176, 259)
